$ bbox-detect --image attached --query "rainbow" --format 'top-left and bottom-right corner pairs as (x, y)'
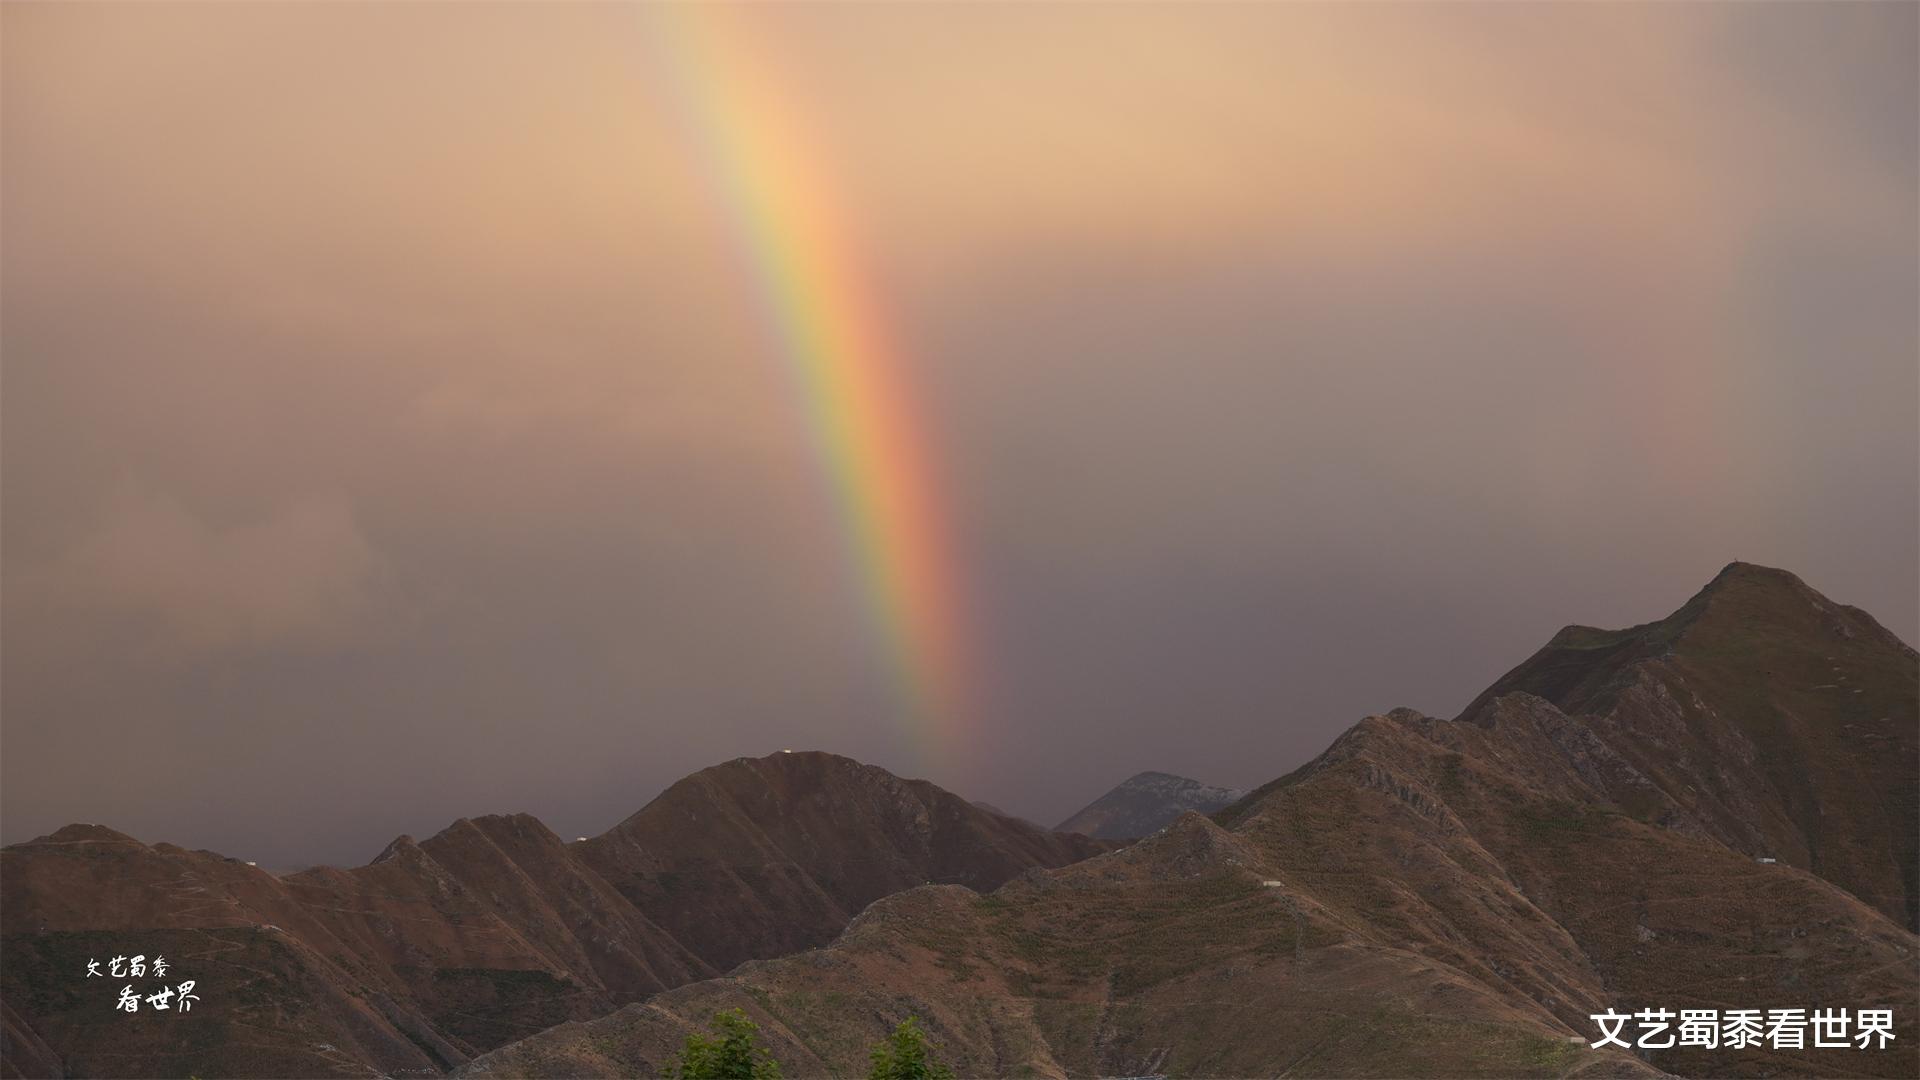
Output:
(644, 4), (974, 755)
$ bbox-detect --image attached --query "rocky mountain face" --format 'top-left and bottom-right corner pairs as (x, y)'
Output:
(460, 565), (1917, 1079)
(0, 754), (1103, 1078)
(1054, 771), (1246, 840)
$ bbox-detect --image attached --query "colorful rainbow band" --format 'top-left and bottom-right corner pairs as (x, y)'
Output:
(646, 4), (974, 756)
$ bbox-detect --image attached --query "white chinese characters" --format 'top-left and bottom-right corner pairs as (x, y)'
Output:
(1590, 1008), (1895, 1051)
(85, 955), (199, 1015)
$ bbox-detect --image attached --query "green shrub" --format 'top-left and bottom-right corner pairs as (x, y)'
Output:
(867, 1016), (954, 1080)
(668, 1008), (782, 1079)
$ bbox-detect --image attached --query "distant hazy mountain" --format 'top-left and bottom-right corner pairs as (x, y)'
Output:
(1055, 771), (1245, 839)
(461, 564), (1918, 1079)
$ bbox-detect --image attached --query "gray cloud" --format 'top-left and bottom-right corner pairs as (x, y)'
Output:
(13, 487), (376, 660)
(3, 0), (1913, 866)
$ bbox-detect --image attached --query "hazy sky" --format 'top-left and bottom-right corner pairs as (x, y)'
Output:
(4, 1), (1915, 867)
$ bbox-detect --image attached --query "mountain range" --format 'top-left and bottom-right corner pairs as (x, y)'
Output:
(4, 563), (1915, 1078)
(0, 754), (1101, 1077)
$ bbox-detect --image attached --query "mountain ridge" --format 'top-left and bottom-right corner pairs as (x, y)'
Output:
(1450, 560), (1918, 926)
(6, 562), (1915, 1078)
(462, 563), (1918, 1078)
(1, 752), (1103, 1077)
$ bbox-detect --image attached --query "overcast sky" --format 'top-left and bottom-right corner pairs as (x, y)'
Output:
(5, 1), (1915, 867)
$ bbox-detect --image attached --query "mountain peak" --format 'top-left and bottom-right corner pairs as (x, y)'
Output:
(1686, 560), (1829, 621)
(1683, 559), (1911, 654)
(1705, 560), (1814, 591)
(1448, 560), (1917, 926)
(371, 833), (423, 864)
(1056, 771), (1246, 840)
(26, 823), (143, 848)
(1710, 559), (1798, 581)
(1463, 560), (1910, 723)
(712, 748), (918, 789)
(1123, 770), (1197, 785)
(747, 748), (864, 769)
(578, 750), (1103, 972)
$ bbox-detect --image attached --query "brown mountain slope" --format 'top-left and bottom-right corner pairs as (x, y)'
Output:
(463, 723), (1917, 1078)
(2, 755), (1102, 1078)
(463, 815), (1660, 1080)
(1, 825), (461, 1078)
(0, 1000), (62, 1080)
(463, 566), (1918, 1078)
(1456, 562), (1919, 927)
(0, 819), (699, 1077)
(577, 751), (1108, 972)
(1227, 699), (1917, 1077)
